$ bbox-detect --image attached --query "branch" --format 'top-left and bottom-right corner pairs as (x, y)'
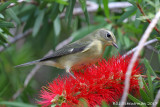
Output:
(140, 75), (160, 80)
(146, 45), (159, 54)
(2, 0), (132, 15)
(122, 38), (158, 58)
(120, 10), (160, 107)
(60, 1), (132, 18)
(152, 89), (160, 107)
(2, 0), (132, 18)
(0, 29), (32, 53)
(136, 3), (160, 34)
(7, 0), (38, 8)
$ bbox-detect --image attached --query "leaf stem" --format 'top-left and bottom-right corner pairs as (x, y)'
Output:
(136, 3), (160, 34)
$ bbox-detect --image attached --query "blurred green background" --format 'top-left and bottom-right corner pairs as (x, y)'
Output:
(0, 0), (160, 106)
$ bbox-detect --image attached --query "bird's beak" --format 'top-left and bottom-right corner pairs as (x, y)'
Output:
(112, 42), (118, 49)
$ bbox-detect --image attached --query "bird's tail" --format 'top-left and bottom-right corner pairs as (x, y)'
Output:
(14, 59), (40, 68)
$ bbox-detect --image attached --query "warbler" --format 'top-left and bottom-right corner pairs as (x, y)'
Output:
(15, 28), (118, 78)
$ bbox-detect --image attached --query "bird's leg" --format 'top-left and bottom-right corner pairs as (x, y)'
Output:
(66, 67), (76, 79)
(66, 67), (88, 87)
(68, 72), (76, 79)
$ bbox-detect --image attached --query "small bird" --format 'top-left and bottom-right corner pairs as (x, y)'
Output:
(15, 28), (118, 78)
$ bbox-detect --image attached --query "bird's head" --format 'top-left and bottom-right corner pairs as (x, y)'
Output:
(95, 28), (118, 49)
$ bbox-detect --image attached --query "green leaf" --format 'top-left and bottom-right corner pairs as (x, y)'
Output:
(17, 5), (35, 18)
(117, 28), (123, 44)
(143, 58), (157, 77)
(6, 8), (21, 25)
(124, 36), (131, 48)
(128, 0), (137, 7)
(138, 76), (144, 89)
(39, 1), (48, 9)
(140, 88), (152, 103)
(79, 98), (88, 107)
(0, 83), (9, 96)
(50, 3), (59, 21)
(51, 104), (56, 107)
(0, 14), (4, 19)
(156, 37), (160, 41)
(142, 78), (152, 99)
(118, 6), (136, 23)
(155, 0), (160, 12)
(144, 0), (155, 7)
(0, 21), (15, 28)
(59, 4), (65, 12)
(138, 0), (142, 3)
(53, 16), (60, 46)
(65, 0), (76, 27)
(128, 94), (147, 107)
(135, 9), (141, 28)
(102, 100), (109, 107)
(53, 16), (61, 36)
(33, 10), (45, 36)
(0, 2), (11, 12)
(55, 0), (68, 5)
(79, 0), (86, 11)
(23, 11), (35, 31)
(157, 100), (160, 107)
(44, 0), (68, 5)
(103, 46), (112, 57)
(84, 9), (89, 25)
(1, 28), (13, 36)
(79, 0), (90, 25)
(0, 40), (3, 45)
(0, 101), (36, 107)
(102, 0), (109, 18)
(0, 32), (7, 43)
(142, 59), (154, 101)
(71, 23), (105, 42)
(155, 45), (160, 52)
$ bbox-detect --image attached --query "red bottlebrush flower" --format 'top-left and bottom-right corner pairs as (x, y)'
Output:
(38, 55), (142, 107)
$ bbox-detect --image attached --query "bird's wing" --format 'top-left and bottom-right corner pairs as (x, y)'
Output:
(39, 42), (90, 62)
(14, 42), (91, 67)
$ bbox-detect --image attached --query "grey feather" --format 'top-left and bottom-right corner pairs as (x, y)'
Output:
(15, 42), (90, 67)
(40, 42), (90, 62)
(14, 59), (40, 68)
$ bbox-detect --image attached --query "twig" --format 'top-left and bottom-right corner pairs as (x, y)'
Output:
(122, 38), (158, 58)
(120, 10), (160, 107)
(140, 75), (160, 80)
(136, 3), (160, 34)
(7, 0), (38, 8)
(146, 45), (159, 54)
(152, 89), (160, 107)
(0, 29), (32, 53)
(12, 88), (24, 100)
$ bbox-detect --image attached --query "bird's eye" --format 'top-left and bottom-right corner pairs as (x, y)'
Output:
(106, 33), (111, 38)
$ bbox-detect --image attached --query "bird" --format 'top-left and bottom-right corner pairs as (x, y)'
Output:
(15, 28), (118, 79)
